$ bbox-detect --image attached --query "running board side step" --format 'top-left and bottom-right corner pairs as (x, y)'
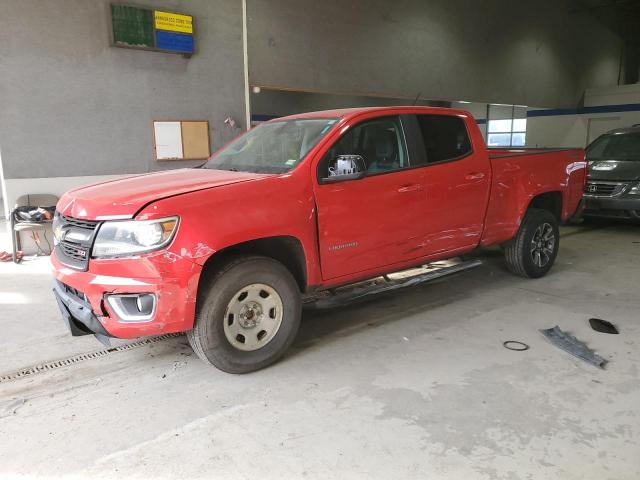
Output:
(304, 258), (482, 309)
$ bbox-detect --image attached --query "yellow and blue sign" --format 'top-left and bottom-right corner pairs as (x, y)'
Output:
(111, 4), (194, 55)
(154, 11), (193, 33)
(156, 30), (194, 53)
(154, 10), (194, 54)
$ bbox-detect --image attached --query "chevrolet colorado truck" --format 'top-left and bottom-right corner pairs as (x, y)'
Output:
(582, 125), (640, 221)
(52, 106), (586, 373)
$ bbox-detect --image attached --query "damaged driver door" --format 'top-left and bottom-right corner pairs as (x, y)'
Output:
(313, 115), (427, 281)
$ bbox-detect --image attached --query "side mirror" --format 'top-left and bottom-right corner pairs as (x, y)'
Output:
(321, 155), (366, 184)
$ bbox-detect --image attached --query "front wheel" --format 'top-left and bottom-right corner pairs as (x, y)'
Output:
(504, 208), (560, 278)
(187, 256), (302, 373)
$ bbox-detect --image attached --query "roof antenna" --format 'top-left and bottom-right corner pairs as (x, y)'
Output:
(412, 92), (422, 106)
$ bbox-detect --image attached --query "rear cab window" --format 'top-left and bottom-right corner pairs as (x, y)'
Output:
(402, 114), (473, 166)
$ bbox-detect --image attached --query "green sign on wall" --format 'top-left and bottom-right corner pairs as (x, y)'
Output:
(111, 4), (155, 48)
(110, 4), (195, 55)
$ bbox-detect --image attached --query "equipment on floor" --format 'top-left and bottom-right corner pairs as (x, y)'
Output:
(10, 194), (58, 263)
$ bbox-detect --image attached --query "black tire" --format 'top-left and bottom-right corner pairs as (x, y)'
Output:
(504, 208), (560, 278)
(187, 255), (302, 373)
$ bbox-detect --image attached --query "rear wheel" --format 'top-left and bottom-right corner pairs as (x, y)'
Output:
(187, 256), (302, 373)
(504, 208), (559, 278)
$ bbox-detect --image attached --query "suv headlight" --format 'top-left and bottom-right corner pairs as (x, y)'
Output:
(629, 182), (640, 195)
(92, 217), (179, 258)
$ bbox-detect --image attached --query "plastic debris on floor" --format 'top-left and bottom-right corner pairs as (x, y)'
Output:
(540, 325), (607, 369)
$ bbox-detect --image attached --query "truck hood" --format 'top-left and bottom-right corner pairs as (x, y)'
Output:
(588, 160), (640, 182)
(58, 168), (270, 219)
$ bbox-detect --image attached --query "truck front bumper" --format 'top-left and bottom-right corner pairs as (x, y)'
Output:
(51, 251), (202, 339)
(53, 279), (112, 340)
(582, 194), (640, 220)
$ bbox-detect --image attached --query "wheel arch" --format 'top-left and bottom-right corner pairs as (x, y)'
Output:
(198, 235), (308, 294)
(495, 191), (563, 248)
(527, 191), (563, 222)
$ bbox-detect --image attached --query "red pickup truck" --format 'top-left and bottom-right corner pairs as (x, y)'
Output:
(52, 107), (586, 373)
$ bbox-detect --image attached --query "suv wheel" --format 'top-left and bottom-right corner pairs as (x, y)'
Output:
(504, 208), (560, 278)
(187, 256), (302, 373)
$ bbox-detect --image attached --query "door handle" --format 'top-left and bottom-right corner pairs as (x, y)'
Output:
(465, 172), (486, 181)
(398, 183), (423, 193)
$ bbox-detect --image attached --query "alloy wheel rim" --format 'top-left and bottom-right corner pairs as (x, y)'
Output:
(530, 222), (555, 268)
(223, 283), (284, 351)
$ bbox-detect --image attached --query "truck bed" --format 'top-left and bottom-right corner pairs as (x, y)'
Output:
(480, 147), (586, 247)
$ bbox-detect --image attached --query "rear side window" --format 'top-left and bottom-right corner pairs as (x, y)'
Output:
(416, 115), (472, 164)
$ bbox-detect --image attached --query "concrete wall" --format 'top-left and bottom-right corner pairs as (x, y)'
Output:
(249, 90), (494, 141)
(526, 84), (640, 148)
(250, 88), (451, 118)
(0, 0), (246, 185)
(584, 83), (640, 107)
(247, 0), (622, 109)
(526, 115), (590, 148)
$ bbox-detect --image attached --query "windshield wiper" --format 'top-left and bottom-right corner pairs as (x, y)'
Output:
(207, 166), (241, 172)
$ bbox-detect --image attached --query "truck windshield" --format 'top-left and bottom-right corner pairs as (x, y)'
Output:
(203, 118), (339, 174)
(587, 133), (640, 162)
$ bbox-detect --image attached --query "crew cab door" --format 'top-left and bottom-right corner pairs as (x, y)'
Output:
(407, 114), (491, 254)
(313, 116), (427, 280)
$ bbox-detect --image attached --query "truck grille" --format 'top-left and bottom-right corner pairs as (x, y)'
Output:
(53, 213), (100, 271)
(61, 216), (100, 230)
(60, 242), (90, 261)
(584, 181), (627, 197)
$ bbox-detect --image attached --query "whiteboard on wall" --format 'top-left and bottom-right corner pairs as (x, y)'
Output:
(153, 120), (211, 160)
(153, 121), (183, 160)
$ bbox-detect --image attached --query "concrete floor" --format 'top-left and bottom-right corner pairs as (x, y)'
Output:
(0, 221), (639, 479)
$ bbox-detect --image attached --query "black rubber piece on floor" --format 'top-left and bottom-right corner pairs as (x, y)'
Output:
(589, 318), (619, 335)
(503, 340), (530, 351)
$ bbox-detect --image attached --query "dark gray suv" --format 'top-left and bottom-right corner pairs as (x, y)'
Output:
(582, 126), (640, 221)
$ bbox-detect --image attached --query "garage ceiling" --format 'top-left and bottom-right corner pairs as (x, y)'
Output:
(572, 0), (640, 44)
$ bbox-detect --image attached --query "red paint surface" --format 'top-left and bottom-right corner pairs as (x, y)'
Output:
(53, 106), (586, 338)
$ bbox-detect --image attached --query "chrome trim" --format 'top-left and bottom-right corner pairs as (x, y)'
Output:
(53, 213), (100, 271)
(584, 181), (629, 197)
(95, 214), (134, 221)
(106, 294), (157, 323)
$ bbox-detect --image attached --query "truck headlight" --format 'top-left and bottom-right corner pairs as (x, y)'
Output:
(92, 217), (179, 258)
(629, 183), (640, 195)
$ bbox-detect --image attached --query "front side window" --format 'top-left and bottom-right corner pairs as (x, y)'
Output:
(587, 133), (640, 162)
(319, 116), (408, 178)
(416, 115), (472, 164)
(204, 118), (338, 174)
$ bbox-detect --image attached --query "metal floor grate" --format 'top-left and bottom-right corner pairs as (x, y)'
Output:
(0, 333), (183, 384)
